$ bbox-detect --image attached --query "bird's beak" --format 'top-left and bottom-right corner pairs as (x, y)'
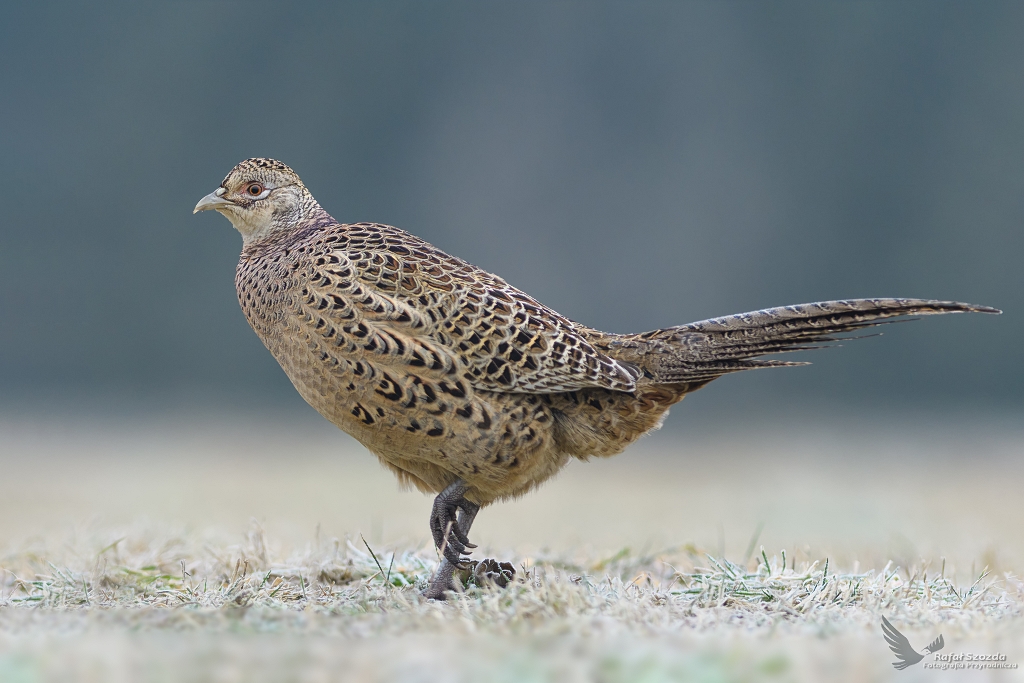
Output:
(193, 188), (234, 214)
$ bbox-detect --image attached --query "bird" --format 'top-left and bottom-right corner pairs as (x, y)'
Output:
(881, 616), (944, 669)
(194, 158), (999, 599)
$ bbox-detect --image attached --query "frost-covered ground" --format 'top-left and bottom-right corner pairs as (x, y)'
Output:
(1, 412), (1022, 682)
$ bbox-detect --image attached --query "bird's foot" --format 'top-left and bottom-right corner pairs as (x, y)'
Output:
(429, 480), (479, 567)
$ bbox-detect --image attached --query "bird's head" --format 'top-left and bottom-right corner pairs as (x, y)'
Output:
(193, 158), (326, 243)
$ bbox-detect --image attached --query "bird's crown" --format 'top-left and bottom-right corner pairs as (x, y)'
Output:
(221, 157), (303, 189)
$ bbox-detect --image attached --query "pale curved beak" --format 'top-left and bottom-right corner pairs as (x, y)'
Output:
(193, 188), (234, 214)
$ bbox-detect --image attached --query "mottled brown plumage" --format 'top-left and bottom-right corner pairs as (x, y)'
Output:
(195, 158), (998, 598)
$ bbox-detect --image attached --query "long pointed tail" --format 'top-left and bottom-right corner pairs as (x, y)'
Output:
(611, 298), (999, 385)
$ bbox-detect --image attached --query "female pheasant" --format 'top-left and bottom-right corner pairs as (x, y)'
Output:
(195, 158), (998, 598)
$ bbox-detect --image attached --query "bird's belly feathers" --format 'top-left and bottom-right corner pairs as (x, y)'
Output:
(277, 338), (571, 502)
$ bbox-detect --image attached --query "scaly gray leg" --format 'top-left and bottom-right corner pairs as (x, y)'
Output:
(424, 480), (479, 600)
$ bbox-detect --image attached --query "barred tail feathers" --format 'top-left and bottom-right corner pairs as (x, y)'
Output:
(607, 298), (999, 385)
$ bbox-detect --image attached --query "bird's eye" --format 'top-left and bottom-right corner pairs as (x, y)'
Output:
(245, 182), (265, 197)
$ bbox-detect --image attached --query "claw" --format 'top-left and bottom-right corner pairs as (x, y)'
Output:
(431, 507), (467, 563)
(439, 521), (467, 566)
(450, 521), (475, 548)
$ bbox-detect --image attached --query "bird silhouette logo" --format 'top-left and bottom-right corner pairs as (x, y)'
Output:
(881, 616), (945, 670)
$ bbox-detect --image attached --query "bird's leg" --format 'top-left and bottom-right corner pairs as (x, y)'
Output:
(423, 504), (479, 600)
(424, 480), (480, 600)
(428, 479), (479, 565)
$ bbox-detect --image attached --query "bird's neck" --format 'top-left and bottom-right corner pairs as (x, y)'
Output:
(237, 196), (333, 247)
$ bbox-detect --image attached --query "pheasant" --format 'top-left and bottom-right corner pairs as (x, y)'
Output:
(194, 158), (999, 599)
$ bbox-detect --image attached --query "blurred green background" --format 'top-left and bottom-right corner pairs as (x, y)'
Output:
(0, 1), (1018, 422)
